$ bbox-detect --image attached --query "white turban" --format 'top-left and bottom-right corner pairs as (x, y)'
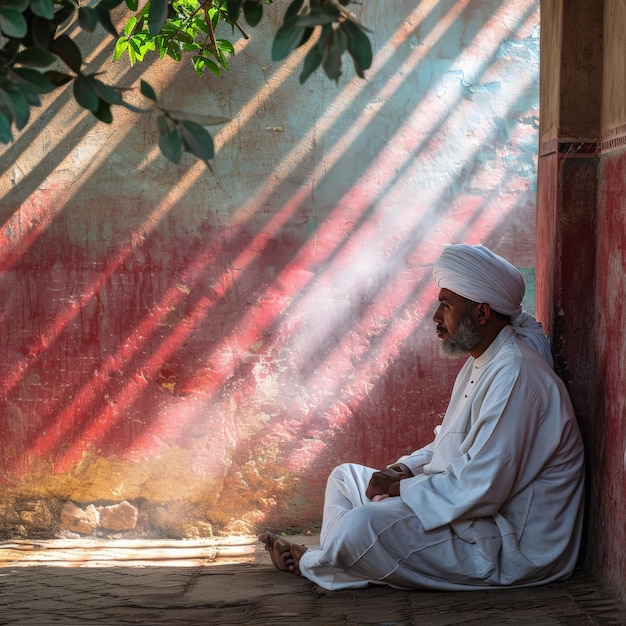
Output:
(433, 244), (553, 367)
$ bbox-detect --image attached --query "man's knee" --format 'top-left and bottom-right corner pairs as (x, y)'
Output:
(329, 462), (357, 478)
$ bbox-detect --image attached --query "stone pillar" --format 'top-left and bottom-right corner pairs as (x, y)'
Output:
(537, 0), (626, 597)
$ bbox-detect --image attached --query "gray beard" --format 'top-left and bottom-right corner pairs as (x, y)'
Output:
(441, 313), (480, 358)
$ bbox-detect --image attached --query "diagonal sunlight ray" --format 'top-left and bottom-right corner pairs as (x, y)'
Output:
(98, 1), (539, 462)
(0, 11), (295, 429)
(128, 68), (538, 466)
(215, 0), (448, 227)
(0, 156), (201, 399)
(220, 51), (538, 469)
(256, 65), (538, 375)
(217, 0), (536, 237)
(15, 242), (222, 469)
(0, 0), (481, 403)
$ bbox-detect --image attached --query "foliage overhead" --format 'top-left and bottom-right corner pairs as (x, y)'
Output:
(0, 0), (372, 167)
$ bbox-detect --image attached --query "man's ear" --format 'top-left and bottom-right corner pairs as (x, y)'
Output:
(476, 303), (490, 324)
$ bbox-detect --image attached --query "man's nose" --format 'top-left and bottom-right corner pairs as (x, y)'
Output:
(433, 305), (442, 323)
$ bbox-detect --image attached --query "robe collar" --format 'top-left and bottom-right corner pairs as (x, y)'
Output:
(472, 325), (515, 370)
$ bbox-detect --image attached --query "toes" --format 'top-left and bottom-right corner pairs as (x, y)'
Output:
(258, 533), (306, 575)
(258, 532), (276, 546)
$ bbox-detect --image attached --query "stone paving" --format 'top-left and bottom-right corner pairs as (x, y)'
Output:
(0, 536), (625, 625)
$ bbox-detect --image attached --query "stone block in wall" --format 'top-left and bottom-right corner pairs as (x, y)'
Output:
(17, 499), (57, 531)
(98, 501), (138, 531)
(0, 500), (21, 528)
(60, 502), (100, 534)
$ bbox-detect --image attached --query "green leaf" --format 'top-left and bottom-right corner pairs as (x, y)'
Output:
(157, 112), (175, 134)
(13, 68), (55, 93)
(322, 26), (346, 83)
(4, 86), (29, 129)
(14, 47), (58, 68)
(0, 85), (32, 134)
(95, 4), (118, 36)
(126, 0), (139, 10)
(0, 0), (29, 12)
(97, 0), (126, 12)
(92, 99), (113, 123)
(13, 81), (40, 106)
(78, 6), (99, 31)
(0, 111), (13, 143)
(284, 0), (305, 21)
(140, 79), (157, 101)
(191, 56), (204, 77)
(295, 5), (340, 27)
(148, 0), (168, 35)
(217, 39), (235, 54)
(299, 41), (322, 84)
(226, 0), (243, 21)
(272, 21), (305, 61)
(242, 0), (262, 27)
(165, 42), (181, 62)
(123, 15), (137, 36)
(50, 34), (82, 73)
(0, 8), (27, 38)
(0, 88), (15, 124)
(31, 15), (51, 48)
(213, 47), (228, 70)
(30, 0), (54, 19)
(173, 31), (194, 45)
(342, 19), (372, 77)
(199, 57), (220, 77)
(73, 75), (99, 111)
(90, 77), (124, 105)
(157, 114), (182, 163)
(50, 5), (73, 26)
(44, 70), (73, 87)
(113, 37), (129, 61)
(128, 38), (143, 55)
(0, 36), (19, 58)
(179, 119), (214, 162)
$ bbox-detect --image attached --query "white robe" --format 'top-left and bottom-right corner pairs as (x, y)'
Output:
(298, 326), (585, 590)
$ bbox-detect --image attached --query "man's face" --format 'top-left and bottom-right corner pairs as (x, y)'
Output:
(433, 288), (480, 357)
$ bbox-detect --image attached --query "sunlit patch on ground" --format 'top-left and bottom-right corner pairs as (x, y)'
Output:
(0, 536), (261, 568)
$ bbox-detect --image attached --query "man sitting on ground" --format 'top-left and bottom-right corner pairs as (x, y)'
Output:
(259, 244), (585, 591)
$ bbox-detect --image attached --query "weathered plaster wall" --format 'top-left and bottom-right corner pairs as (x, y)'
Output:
(536, 0), (562, 332)
(602, 0), (626, 125)
(538, 0), (562, 147)
(0, 0), (541, 537)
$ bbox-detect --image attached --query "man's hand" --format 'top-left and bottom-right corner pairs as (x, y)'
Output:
(366, 467), (411, 500)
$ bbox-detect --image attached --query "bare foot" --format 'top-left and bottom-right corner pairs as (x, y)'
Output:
(258, 532), (308, 575)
